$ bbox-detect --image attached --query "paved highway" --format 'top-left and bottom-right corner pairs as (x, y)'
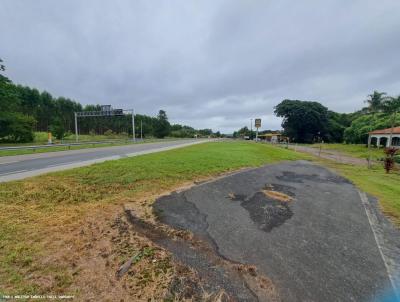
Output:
(0, 139), (208, 182)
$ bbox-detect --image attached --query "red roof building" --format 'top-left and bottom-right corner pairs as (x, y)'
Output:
(368, 126), (400, 147)
(369, 126), (400, 135)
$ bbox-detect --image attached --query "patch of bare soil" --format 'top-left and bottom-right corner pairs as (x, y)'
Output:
(262, 190), (293, 203)
(125, 209), (280, 301)
(35, 206), (174, 301)
(29, 171), (260, 301)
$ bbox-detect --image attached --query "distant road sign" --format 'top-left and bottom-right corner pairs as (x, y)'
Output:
(255, 118), (261, 128)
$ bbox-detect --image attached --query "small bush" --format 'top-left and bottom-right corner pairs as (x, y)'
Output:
(0, 112), (36, 143)
(104, 129), (114, 136)
(383, 147), (399, 173)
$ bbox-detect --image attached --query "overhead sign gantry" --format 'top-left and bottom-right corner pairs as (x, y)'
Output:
(74, 105), (135, 142)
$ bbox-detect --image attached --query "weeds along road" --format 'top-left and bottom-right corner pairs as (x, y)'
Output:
(0, 139), (210, 182)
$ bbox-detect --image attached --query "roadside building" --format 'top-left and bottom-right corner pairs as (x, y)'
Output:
(368, 126), (400, 148)
(258, 132), (286, 143)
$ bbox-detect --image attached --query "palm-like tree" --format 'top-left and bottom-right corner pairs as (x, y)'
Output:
(382, 95), (400, 146)
(364, 90), (386, 113)
(365, 91), (386, 150)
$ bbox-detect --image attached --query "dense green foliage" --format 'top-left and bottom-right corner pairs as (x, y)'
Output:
(344, 113), (400, 143)
(233, 126), (253, 138)
(0, 64), (218, 142)
(344, 91), (400, 144)
(0, 75), (37, 142)
(274, 100), (329, 143)
(273, 99), (355, 143)
(270, 92), (399, 144)
(153, 110), (170, 138)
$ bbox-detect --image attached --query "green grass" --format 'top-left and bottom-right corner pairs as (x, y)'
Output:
(0, 141), (308, 294)
(1, 140), (399, 297)
(305, 143), (386, 160)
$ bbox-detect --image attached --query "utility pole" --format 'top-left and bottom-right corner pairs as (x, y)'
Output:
(254, 118), (261, 142)
(250, 118), (253, 140)
(140, 120), (143, 140)
(131, 109), (136, 142)
(74, 112), (79, 142)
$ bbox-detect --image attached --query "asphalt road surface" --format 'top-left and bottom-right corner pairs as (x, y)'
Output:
(0, 139), (207, 182)
(154, 161), (400, 301)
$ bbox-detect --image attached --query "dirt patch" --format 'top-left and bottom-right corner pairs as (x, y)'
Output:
(262, 190), (293, 203)
(125, 209), (280, 301)
(39, 206), (175, 301)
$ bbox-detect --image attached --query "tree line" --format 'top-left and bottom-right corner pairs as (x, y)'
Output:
(0, 62), (218, 143)
(233, 91), (400, 144)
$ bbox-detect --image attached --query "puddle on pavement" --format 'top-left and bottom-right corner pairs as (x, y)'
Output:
(229, 184), (295, 232)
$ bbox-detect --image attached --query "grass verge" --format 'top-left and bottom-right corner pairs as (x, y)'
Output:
(0, 141), (308, 300)
(304, 143), (385, 160)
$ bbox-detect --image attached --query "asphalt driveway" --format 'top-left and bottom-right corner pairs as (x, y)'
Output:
(154, 160), (399, 301)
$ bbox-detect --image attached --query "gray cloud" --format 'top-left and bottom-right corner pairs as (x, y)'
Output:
(1, 0), (400, 133)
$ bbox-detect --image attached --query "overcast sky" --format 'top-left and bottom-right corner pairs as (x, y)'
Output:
(1, 0), (400, 133)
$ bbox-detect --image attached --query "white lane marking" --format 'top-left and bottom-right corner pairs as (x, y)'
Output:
(0, 160), (20, 165)
(0, 140), (211, 183)
(47, 162), (77, 168)
(358, 190), (399, 299)
(0, 169), (28, 176)
(0, 156), (121, 182)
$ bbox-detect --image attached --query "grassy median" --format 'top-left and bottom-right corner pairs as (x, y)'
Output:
(0, 141), (308, 299)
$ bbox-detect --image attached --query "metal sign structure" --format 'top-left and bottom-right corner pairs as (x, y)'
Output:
(74, 106), (135, 142)
(254, 118), (261, 141)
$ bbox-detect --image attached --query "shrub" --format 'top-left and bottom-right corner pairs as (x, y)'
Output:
(104, 129), (114, 137)
(0, 112), (36, 143)
(383, 147), (398, 173)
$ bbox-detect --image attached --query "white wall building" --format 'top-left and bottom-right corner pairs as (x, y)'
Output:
(368, 126), (400, 148)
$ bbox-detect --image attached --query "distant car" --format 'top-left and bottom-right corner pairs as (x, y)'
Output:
(244, 136), (250, 140)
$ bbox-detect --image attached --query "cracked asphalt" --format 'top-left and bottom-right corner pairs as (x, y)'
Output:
(154, 160), (400, 301)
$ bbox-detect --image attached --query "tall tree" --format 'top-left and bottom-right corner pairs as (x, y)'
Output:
(0, 63), (205, 141)
(382, 95), (400, 146)
(0, 58), (5, 71)
(274, 100), (329, 143)
(364, 91), (386, 113)
(0, 60), (36, 142)
(153, 110), (171, 138)
(364, 91), (387, 148)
